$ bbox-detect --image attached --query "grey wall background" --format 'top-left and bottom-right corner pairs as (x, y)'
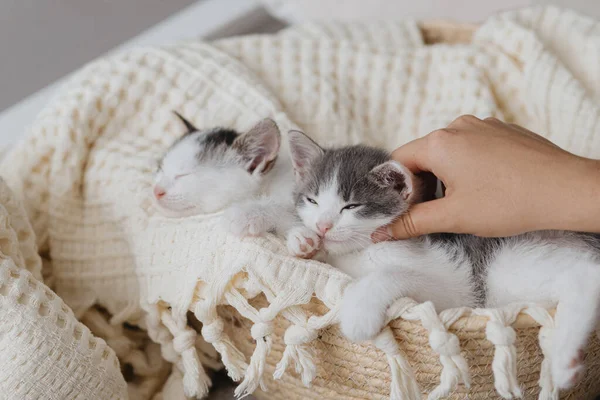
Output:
(0, 0), (196, 111)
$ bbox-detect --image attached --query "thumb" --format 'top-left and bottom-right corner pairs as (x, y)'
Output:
(386, 198), (455, 239)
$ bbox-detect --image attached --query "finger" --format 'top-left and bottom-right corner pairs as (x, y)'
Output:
(385, 198), (456, 239)
(390, 137), (430, 174)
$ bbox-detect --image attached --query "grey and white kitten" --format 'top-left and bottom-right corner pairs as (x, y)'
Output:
(286, 130), (600, 390)
(153, 112), (296, 235)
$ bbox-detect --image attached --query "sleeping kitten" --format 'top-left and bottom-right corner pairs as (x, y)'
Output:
(153, 112), (296, 235)
(286, 130), (600, 390)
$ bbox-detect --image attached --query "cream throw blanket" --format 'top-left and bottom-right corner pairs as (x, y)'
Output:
(1, 6), (599, 400)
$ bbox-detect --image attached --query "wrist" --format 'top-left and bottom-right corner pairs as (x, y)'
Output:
(555, 157), (600, 232)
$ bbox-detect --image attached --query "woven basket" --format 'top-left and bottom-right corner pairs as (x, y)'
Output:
(212, 21), (600, 400)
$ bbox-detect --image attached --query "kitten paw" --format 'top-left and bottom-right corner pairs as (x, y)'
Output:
(224, 205), (269, 237)
(339, 285), (386, 342)
(553, 349), (585, 389)
(287, 226), (321, 259)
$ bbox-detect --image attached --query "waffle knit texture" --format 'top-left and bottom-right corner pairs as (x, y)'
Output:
(0, 175), (127, 399)
(1, 5), (600, 400)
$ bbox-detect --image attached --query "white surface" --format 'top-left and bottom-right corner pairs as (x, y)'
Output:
(0, 0), (263, 149)
(259, 0), (600, 22)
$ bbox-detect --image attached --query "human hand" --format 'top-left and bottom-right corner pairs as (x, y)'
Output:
(376, 115), (600, 239)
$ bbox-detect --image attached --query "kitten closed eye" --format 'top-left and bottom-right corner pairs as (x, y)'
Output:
(306, 197), (318, 205)
(341, 204), (361, 212)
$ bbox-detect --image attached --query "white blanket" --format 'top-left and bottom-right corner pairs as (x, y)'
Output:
(1, 5), (599, 399)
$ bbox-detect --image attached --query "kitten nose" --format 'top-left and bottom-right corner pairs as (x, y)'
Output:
(317, 221), (333, 234)
(153, 186), (166, 199)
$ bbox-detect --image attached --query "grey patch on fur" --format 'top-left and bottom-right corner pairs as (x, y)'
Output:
(428, 234), (502, 306)
(429, 231), (600, 306)
(201, 128), (240, 148)
(295, 145), (410, 219)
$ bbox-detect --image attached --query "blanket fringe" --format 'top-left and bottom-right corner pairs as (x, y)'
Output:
(372, 327), (421, 400)
(224, 286), (315, 398)
(194, 302), (248, 382)
(474, 306), (525, 399)
(235, 322), (273, 397)
(523, 307), (559, 400)
(402, 302), (471, 399)
(273, 324), (318, 386)
(161, 309), (211, 398)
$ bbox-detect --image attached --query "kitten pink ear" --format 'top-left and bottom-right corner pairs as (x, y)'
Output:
(288, 130), (324, 181)
(234, 118), (281, 174)
(369, 161), (415, 201)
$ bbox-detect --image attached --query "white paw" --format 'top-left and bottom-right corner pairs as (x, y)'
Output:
(339, 285), (386, 342)
(286, 226), (321, 259)
(552, 348), (585, 389)
(224, 206), (269, 237)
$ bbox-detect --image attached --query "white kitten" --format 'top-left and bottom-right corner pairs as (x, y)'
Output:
(286, 130), (600, 390)
(154, 113), (296, 235)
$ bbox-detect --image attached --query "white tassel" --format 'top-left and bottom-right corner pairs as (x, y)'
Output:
(372, 327), (421, 400)
(173, 329), (212, 398)
(537, 326), (558, 400)
(201, 319), (247, 381)
(224, 288), (315, 397)
(523, 306), (558, 400)
(159, 367), (192, 400)
(273, 324), (318, 386)
(162, 312), (211, 398)
(402, 303), (471, 399)
(234, 322), (273, 398)
(427, 329), (470, 400)
(474, 306), (525, 399)
(486, 320), (521, 398)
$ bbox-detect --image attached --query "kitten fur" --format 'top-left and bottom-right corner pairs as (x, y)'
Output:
(287, 130), (600, 390)
(154, 113), (296, 235)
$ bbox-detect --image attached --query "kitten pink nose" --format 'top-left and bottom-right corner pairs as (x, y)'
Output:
(317, 221), (333, 234)
(153, 186), (166, 199)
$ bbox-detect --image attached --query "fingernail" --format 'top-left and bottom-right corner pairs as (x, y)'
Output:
(372, 226), (392, 243)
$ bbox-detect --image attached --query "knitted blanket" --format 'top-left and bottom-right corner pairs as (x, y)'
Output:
(1, 6), (599, 400)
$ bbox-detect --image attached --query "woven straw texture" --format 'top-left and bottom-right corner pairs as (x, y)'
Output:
(220, 297), (600, 399)
(1, 5), (600, 400)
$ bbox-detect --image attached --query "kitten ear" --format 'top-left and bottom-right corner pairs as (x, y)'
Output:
(172, 111), (198, 134)
(234, 118), (281, 175)
(369, 161), (415, 201)
(288, 130), (324, 181)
